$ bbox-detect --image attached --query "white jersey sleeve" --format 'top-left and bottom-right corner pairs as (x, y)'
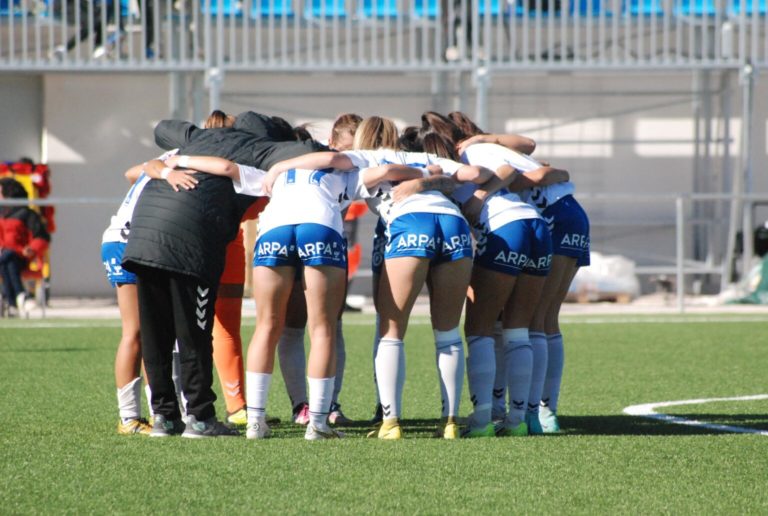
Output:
(342, 149), (464, 223)
(101, 149), (179, 244)
(459, 143), (541, 230)
(232, 164), (267, 197)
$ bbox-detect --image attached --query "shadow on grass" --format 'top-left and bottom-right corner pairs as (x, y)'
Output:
(258, 414), (768, 438)
(0, 347), (92, 353)
(561, 415), (768, 436)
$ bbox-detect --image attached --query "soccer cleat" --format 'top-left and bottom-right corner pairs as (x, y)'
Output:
(367, 418), (403, 440)
(16, 293), (29, 319)
(433, 419), (459, 440)
(245, 419), (272, 440)
(228, 408), (279, 427)
(117, 418), (152, 436)
(227, 408), (247, 428)
(149, 414), (185, 437)
(539, 406), (561, 434)
(497, 421), (528, 437)
(461, 422), (496, 438)
(370, 403), (384, 424)
(526, 411), (544, 435)
(491, 409), (507, 423)
(292, 402), (310, 425)
(181, 415), (239, 439)
(328, 402), (352, 425)
(304, 424), (344, 440)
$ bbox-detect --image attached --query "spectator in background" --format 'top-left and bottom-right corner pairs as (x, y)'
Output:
(52, 0), (154, 59)
(0, 178), (50, 318)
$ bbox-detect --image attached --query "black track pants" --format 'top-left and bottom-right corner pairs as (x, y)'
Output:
(137, 268), (218, 421)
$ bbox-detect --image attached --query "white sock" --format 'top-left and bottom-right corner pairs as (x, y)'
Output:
(117, 376), (142, 421)
(434, 328), (464, 419)
(491, 321), (507, 419)
(144, 384), (154, 418)
(333, 322), (346, 405)
(527, 331), (548, 416)
(246, 371), (272, 424)
(466, 336), (495, 428)
(372, 314), (381, 404)
(542, 333), (564, 412)
(172, 341), (187, 417)
(277, 326), (307, 408)
(308, 376), (335, 429)
(375, 337), (405, 420)
(492, 321), (506, 418)
(503, 328), (532, 426)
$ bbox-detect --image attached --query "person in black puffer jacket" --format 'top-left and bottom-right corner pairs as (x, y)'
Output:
(121, 113), (328, 437)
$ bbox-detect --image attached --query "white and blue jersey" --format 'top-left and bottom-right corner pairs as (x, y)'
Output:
(462, 144), (590, 266)
(101, 150), (178, 285)
(344, 149), (473, 263)
(460, 143), (552, 276)
(242, 165), (355, 269)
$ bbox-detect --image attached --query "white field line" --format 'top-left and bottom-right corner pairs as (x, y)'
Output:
(623, 395), (768, 436)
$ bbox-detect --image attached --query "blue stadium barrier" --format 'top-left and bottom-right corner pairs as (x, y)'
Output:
(303, 0), (347, 17)
(357, 0), (398, 17)
(675, 0), (717, 15)
(251, 0), (294, 17)
(729, 0), (766, 13)
(625, 0), (664, 16)
(201, 0), (243, 17)
(0, 0), (17, 15)
(413, 0), (438, 17)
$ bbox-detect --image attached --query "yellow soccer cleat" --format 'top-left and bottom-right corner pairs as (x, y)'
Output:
(117, 418), (152, 436)
(226, 408), (247, 428)
(367, 418), (403, 440)
(443, 422), (459, 440)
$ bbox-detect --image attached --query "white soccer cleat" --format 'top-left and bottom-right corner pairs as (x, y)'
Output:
(246, 419), (271, 440)
(304, 424), (344, 441)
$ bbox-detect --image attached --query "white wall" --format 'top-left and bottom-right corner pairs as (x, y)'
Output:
(31, 70), (768, 296)
(0, 75), (42, 161)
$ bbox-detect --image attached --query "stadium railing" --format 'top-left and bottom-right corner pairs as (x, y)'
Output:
(0, 0), (764, 70)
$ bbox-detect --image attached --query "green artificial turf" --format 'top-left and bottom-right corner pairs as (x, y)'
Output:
(1, 314), (767, 514)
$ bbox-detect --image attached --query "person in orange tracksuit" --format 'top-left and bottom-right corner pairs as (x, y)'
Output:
(215, 199), (270, 426)
(200, 110), (272, 427)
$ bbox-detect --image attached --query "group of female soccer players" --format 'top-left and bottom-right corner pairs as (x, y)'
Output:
(101, 109), (590, 440)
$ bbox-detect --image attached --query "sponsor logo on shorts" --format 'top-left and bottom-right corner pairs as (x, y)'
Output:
(104, 258), (124, 277)
(257, 240), (344, 261)
(442, 234), (472, 253)
(297, 241), (343, 261)
(525, 254), (552, 270)
(560, 233), (590, 250)
(257, 242), (290, 257)
(493, 250), (529, 267)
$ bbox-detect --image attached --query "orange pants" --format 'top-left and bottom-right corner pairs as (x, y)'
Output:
(212, 229), (246, 414)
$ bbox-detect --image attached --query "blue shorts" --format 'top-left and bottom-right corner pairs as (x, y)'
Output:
(543, 195), (591, 267)
(371, 218), (386, 276)
(385, 212), (473, 264)
(101, 241), (137, 286)
(253, 223), (347, 269)
(475, 218), (552, 276)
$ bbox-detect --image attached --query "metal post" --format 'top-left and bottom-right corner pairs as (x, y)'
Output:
(676, 196), (685, 313)
(169, 72), (187, 120)
(740, 62), (755, 274)
(205, 67), (223, 114)
(192, 73), (205, 125)
(474, 67), (490, 131)
(719, 70), (735, 293)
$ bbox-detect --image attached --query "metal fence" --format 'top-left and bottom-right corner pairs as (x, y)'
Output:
(0, 0), (766, 71)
